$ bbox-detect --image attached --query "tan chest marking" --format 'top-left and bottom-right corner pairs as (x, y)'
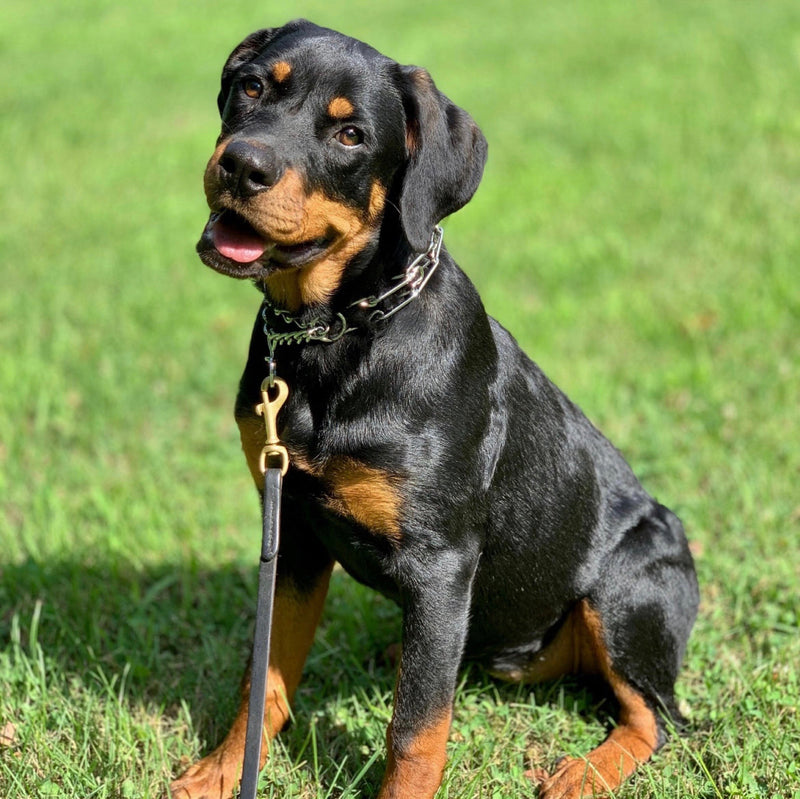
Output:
(322, 457), (402, 541)
(237, 414), (402, 541)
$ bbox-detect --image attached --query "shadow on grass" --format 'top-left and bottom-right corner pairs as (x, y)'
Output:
(1, 556), (625, 793)
(0, 555), (400, 787)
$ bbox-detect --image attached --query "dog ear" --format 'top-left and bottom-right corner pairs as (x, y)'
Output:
(217, 28), (280, 115)
(397, 67), (488, 252)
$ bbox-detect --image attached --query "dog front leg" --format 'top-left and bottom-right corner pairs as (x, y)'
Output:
(378, 557), (475, 799)
(170, 559), (334, 799)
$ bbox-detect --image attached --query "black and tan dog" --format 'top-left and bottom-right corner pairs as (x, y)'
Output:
(170, 20), (698, 799)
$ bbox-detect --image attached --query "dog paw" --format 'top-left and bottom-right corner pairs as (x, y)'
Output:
(533, 757), (611, 799)
(168, 751), (240, 799)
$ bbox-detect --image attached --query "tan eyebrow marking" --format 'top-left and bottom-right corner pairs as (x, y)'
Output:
(272, 61), (292, 82)
(327, 97), (355, 118)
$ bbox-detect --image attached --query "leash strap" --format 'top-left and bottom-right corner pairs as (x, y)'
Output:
(240, 467), (282, 799)
(240, 377), (290, 799)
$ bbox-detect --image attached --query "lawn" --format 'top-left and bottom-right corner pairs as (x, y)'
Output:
(1, 0), (798, 797)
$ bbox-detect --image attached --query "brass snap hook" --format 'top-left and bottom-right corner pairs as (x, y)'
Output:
(256, 377), (290, 476)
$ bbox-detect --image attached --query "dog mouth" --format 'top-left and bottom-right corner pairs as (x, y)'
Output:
(198, 210), (334, 276)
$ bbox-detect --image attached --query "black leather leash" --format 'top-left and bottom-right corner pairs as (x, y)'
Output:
(239, 378), (289, 799)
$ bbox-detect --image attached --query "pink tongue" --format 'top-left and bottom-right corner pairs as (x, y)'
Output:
(212, 218), (268, 263)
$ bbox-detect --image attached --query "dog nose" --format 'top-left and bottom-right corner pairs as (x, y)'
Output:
(218, 140), (280, 197)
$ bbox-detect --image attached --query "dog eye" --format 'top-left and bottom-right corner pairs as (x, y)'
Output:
(242, 78), (264, 99)
(335, 126), (364, 147)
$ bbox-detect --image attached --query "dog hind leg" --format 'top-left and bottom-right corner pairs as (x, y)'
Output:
(536, 510), (698, 798)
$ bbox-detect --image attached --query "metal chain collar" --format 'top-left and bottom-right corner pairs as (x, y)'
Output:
(261, 226), (443, 379)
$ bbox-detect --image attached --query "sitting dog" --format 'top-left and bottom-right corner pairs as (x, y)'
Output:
(170, 19), (698, 799)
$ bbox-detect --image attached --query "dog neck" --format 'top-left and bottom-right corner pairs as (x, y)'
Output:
(256, 226), (443, 373)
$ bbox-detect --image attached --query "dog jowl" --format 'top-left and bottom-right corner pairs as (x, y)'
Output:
(171, 19), (698, 799)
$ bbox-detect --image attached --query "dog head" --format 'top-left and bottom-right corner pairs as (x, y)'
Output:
(198, 20), (488, 309)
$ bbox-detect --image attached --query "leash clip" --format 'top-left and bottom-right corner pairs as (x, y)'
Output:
(256, 377), (290, 476)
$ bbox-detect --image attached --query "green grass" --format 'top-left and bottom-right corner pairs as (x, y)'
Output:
(1, 0), (799, 796)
